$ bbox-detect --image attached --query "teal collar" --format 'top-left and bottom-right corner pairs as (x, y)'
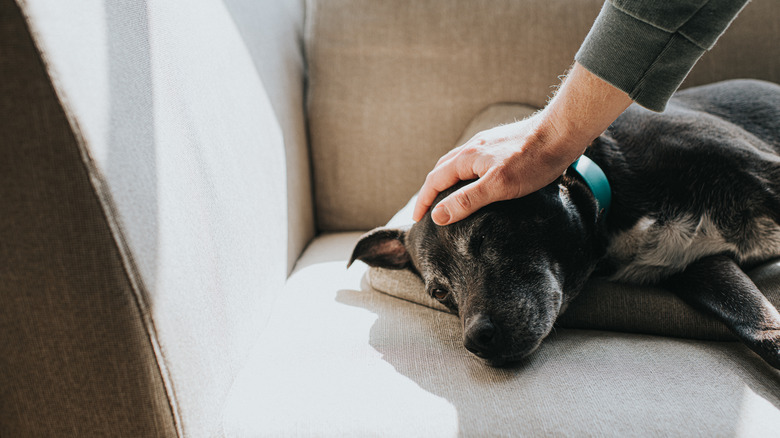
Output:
(571, 155), (611, 214)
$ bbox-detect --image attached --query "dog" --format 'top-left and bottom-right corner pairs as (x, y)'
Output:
(349, 79), (780, 369)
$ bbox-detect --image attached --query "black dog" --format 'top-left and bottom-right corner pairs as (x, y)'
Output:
(350, 79), (780, 369)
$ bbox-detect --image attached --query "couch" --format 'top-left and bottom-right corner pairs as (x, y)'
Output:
(2, 0), (779, 436)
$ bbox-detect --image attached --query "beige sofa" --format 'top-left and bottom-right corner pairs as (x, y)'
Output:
(3, 0), (780, 436)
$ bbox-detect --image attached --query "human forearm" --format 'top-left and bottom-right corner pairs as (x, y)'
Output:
(576, 0), (749, 111)
(539, 61), (633, 157)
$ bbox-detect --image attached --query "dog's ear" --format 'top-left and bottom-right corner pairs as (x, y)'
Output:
(348, 227), (411, 269)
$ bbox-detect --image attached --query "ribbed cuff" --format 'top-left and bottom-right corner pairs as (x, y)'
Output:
(575, 1), (705, 112)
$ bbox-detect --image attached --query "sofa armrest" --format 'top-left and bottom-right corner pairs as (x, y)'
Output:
(2, 0), (308, 436)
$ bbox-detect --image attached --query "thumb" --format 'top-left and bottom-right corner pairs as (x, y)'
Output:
(431, 179), (494, 226)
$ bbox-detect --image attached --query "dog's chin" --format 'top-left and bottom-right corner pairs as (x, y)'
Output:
(483, 357), (511, 368)
(481, 351), (532, 368)
(477, 339), (544, 368)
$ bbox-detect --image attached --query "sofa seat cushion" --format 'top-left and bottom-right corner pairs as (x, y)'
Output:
(222, 232), (780, 437)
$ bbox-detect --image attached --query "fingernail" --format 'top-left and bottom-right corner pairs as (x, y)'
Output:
(432, 205), (450, 224)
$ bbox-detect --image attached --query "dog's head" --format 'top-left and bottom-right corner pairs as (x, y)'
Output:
(350, 174), (605, 366)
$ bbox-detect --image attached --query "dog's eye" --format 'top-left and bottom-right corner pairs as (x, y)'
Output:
(431, 288), (449, 301)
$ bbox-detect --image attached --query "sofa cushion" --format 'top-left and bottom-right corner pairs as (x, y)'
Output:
(306, 0), (780, 231)
(367, 102), (780, 341)
(223, 232), (780, 437)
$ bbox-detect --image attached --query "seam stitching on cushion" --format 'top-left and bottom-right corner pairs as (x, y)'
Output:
(14, 3), (184, 437)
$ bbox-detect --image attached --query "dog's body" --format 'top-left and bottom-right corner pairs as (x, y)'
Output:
(595, 80), (780, 284)
(350, 79), (780, 369)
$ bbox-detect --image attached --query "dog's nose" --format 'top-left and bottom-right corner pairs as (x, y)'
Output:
(464, 315), (502, 358)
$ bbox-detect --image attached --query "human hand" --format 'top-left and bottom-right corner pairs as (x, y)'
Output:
(412, 62), (633, 226)
(412, 114), (582, 225)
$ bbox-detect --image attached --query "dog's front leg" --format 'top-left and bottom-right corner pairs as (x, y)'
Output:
(664, 254), (780, 369)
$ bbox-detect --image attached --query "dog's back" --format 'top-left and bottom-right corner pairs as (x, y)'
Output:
(673, 79), (780, 152)
(592, 79), (780, 283)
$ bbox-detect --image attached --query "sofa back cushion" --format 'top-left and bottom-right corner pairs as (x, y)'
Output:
(306, 0), (780, 231)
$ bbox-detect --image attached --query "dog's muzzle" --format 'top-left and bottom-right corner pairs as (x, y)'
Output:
(463, 314), (503, 358)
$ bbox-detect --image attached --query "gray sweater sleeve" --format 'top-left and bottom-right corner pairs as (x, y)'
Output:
(575, 0), (749, 112)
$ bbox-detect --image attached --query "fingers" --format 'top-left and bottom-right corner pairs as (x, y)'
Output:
(434, 143), (464, 168)
(431, 170), (505, 225)
(411, 124), (529, 224)
(412, 146), (479, 222)
(413, 163), (469, 222)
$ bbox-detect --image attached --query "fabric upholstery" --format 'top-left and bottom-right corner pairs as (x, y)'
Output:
(306, 0), (780, 231)
(223, 232), (780, 437)
(6, 0), (780, 436)
(1, 1), (176, 435)
(367, 103), (780, 341)
(224, 0), (314, 274)
(8, 0), (305, 436)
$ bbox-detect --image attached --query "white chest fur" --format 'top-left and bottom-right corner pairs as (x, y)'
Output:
(606, 214), (780, 284)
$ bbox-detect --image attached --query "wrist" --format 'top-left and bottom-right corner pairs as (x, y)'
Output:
(539, 62), (634, 156)
(503, 115), (582, 192)
(527, 106), (590, 173)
